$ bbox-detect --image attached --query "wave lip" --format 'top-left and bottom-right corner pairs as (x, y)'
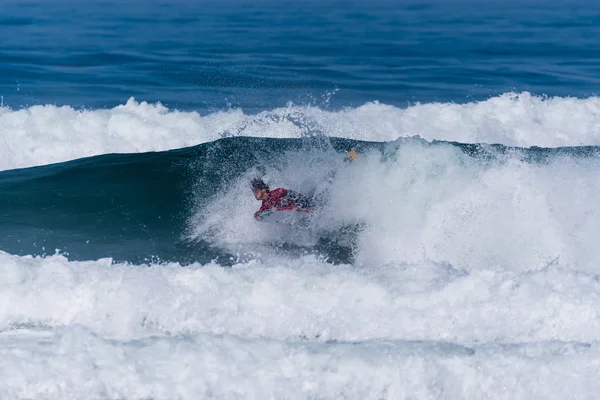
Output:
(2, 92), (600, 171)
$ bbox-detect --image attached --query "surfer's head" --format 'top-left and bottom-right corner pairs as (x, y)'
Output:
(251, 178), (269, 201)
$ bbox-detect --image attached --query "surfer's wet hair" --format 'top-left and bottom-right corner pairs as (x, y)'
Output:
(251, 177), (269, 191)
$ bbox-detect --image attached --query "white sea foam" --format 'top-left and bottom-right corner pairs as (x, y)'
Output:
(2, 251), (600, 344)
(1, 327), (599, 400)
(193, 138), (600, 273)
(0, 251), (599, 398)
(2, 92), (600, 171)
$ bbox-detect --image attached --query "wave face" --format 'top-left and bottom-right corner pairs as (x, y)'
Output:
(3, 135), (599, 269)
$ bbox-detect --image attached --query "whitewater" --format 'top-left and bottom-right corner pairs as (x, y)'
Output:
(0, 93), (599, 398)
(3, 92), (600, 171)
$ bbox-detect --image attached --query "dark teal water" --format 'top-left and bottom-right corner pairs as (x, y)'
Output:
(0, 136), (366, 264)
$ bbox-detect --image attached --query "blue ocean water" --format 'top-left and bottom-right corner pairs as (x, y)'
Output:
(2, 0), (600, 398)
(2, 0), (600, 111)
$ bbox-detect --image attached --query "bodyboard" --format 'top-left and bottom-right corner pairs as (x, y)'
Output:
(255, 207), (315, 227)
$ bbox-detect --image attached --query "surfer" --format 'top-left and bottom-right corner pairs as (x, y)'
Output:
(252, 148), (358, 220)
(251, 178), (314, 219)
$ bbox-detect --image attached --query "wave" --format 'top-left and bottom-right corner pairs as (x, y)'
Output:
(2, 92), (600, 171)
(2, 135), (600, 269)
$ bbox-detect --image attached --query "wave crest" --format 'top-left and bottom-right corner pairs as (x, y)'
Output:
(2, 92), (600, 171)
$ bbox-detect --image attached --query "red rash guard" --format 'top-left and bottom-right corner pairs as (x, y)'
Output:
(257, 188), (293, 213)
(254, 188), (314, 219)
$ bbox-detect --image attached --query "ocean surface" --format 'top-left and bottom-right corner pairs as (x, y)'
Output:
(2, 0), (600, 398)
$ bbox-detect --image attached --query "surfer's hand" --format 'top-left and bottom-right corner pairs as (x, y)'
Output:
(345, 148), (358, 160)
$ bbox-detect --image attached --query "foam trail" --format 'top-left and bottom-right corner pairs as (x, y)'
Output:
(2, 92), (600, 171)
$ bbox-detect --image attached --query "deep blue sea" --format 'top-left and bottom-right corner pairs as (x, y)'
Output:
(3, 0), (600, 111)
(2, 0), (600, 398)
